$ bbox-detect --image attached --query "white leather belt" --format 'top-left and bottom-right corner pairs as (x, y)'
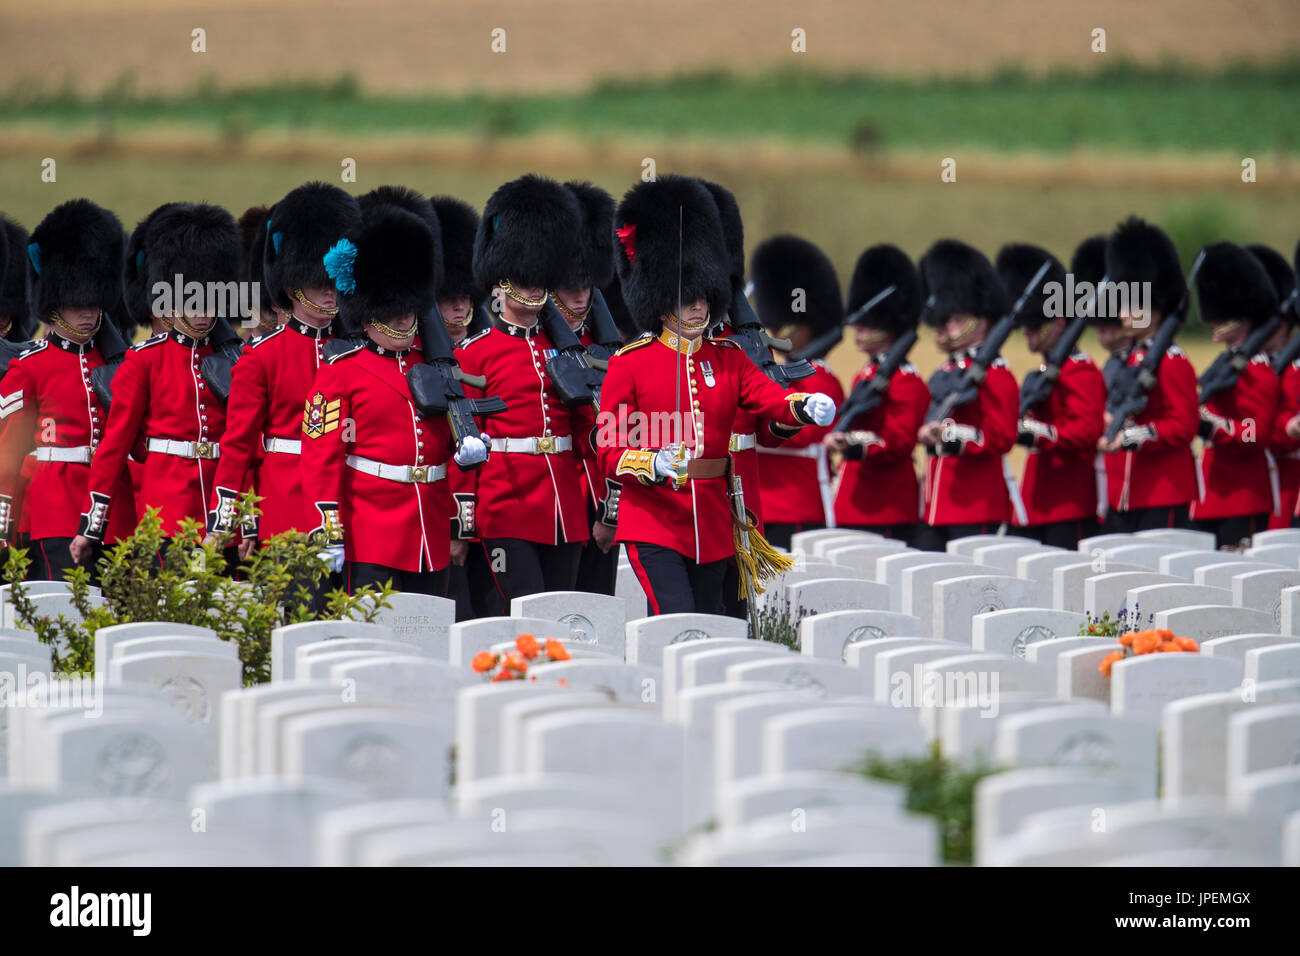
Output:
(729, 433), (756, 452)
(489, 435), (572, 455)
(757, 445), (820, 458)
(346, 454), (446, 484)
(147, 437), (220, 460)
(29, 446), (93, 464)
(263, 437), (303, 455)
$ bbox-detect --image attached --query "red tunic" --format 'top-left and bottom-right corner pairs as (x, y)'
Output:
(0, 334), (135, 543)
(81, 329), (226, 540)
(300, 340), (454, 572)
(1104, 343), (1199, 512)
(596, 331), (809, 563)
(1020, 352), (1106, 525)
(208, 318), (331, 539)
(832, 358), (929, 527)
(757, 360), (845, 526)
(451, 321), (593, 546)
(1270, 360), (1300, 526)
(922, 354), (1019, 526)
(1190, 354), (1278, 521)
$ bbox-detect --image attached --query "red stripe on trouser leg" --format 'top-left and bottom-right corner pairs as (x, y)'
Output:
(624, 543), (660, 616)
(481, 540), (508, 607)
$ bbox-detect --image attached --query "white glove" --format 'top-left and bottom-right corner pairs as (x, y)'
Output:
(803, 393), (836, 427)
(653, 445), (690, 483)
(454, 433), (490, 467)
(318, 545), (345, 573)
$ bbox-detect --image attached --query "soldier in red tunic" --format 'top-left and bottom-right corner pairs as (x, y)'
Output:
(450, 175), (594, 609)
(1098, 218), (1199, 532)
(748, 234), (846, 550)
(1001, 243), (1106, 549)
(206, 183), (360, 554)
(1251, 244), (1300, 529)
(0, 200), (135, 578)
(914, 240), (1019, 551)
(302, 201), (486, 594)
(70, 203), (244, 564)
(1188, 242), (1281, 547)
(551, 180), (621, 595)
(0, 214), (36, 563)
(431, 196), (482, 349)
(826, 245), (929, 540)
(234, 205), (285, 343)
(597, 175), (836, 615)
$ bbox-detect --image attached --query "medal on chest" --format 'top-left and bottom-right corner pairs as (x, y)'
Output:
(701, 360), (716, 387)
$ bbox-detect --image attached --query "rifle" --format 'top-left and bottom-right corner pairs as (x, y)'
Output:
(725, 285), (815, 386)
(1019, 274), (1107, 417)
(0, 336), (35, 376)
(535, 296), (605, 410)
(199, 317), (245, 404)
(1104, 250), (1206, 441)
(406, 304), (508, 470)
(927, 259), (1053, 424)
(1270, 287), (1300, 375)
(578, 287), (624, 363)
(87, 307), (135, 411)
(1198, 305), (1289, 403)
(832, 327), (918, 432)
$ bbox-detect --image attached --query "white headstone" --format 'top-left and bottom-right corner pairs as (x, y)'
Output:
(972, 608), (1086, 658)
(786, 577), (890, 616)
(270, 620), (394, 682)
(453, 681), (573, 783)
(94, 622), (218, 677)
(798, 609), (925, 663)
(1159, 549), (1241, 580)
(282, 708), (453, 799)
(1245, 645), (1300, 683)
(1126, 582), (1233, 620)
(993, 710), (1158, 796)
(901, 561), (986, 635)
(760, 705), (926, 775)
(1245, 543), (1300, 567)
(360, 591), (456, 659)
(1154, 605), (1275, 641)
(624, 613), (745, 667)
(1233, 570), (1300, 629)
(1111, 654), (1244, 725)
(726, 657), (867, 700)
(933, 575), (1037, 645)
(971, 541), (1053, 572)
(510, 591), (627, 658)
(1226, 702), (1300, 780)
(1017, 552), (1092, 607)
(946, 534), (1005, 557)
(1054, 562), (1144, 613)
(1104, 543), (1187, 570)
(1083, 571), (1180, 618)
(107, 650), (242, 727)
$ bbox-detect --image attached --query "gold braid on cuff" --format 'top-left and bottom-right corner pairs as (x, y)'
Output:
(786, 392), (814, 425)
(616, 448), (658, 485)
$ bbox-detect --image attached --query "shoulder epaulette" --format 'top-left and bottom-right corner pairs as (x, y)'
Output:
(1250, 352), (1270, 366)
(16, 340), (48, 359)
(1167, 344), (1186, 358)
(249, 326), (286, 349)
(457, 328), (491, 349)
(899, 361), (918, 375)
(326, 342), (363, 364)
(615, 333), (653, 356)
(707, 336), (742, 350)
(133, 334), (167, 352)
(990, 356), (1009, 369)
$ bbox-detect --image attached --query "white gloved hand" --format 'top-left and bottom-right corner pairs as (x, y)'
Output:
(803, 393), (836, 427)
(653, 445), (689, 483)
(318, 545), (345, 573)
(454, 434), (489, 467)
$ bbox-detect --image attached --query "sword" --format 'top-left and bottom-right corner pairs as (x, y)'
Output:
(672, 204), (689, 486)
(731, 474), (762, 639)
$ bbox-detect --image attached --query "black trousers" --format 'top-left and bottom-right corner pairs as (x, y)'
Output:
(575, 539), (618, 597)
(625, 542), (726, 616)
(1100, 504), (1191, 534)
(910, 521), (1003, 553)
(840, 522), (917, 543)
(1192, 513), (1270, 551)
(721, 560), (747, 621)
(27, 536), (100, 583)
(480, 536), (583, 606)
(1008, 517), (1100, 551)
(346, 561), (448, 597)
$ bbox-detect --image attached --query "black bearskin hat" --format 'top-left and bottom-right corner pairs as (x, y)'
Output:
(265, 182), (361, 311)
(996, 242), (1067, 329)
(750, 234), (842, 336)
(142, 202), (242, 305)
(26, 199), (125, 324)
(124, 202), (185, 337)
(0, 214), (34, 339)
(359, 185), (443, 302)
(1246, 244), (1296, 325)
(613, 174), (732, 333)
(560, 181), (616, 291)
(1195, 241), (1279, 328)
(695, 179), (746, 287)
(846, 244), (922, 335)
(325, 203), (439, 336)
(474, 174), (582, 292)
(237, 204), (270, 288)
(431, 196), (482, 303)
(1071, 234), (1117, 327)
(918, 239), (1007, 327)
(1105, 216), (1186, 319)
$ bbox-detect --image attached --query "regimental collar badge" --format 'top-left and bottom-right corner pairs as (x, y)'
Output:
(302, 390), (342, 439)
(49, 331), (93, 354)
(494, 316), (541, 338)
(364, 339), (413, 358)
(170, 328), (211, 348)
(657, 328), (704, 354)
(289, 316), (332, 339)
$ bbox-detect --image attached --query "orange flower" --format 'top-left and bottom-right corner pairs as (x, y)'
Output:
(471, 651), (498, 674)
(491, 668), (517, 682)
(1157, 640), (1182, 652)
(1133, 630), (1161, 655)
(1176, 636), (1199, 652)
(545, 638), (570, 661)
(1099, 650), (1124, 678)
(516, 633), (540, 660)
(1156, 629), (1176, 642)
(503, 651), (528, 674)
(1118, 633), (1135, 647)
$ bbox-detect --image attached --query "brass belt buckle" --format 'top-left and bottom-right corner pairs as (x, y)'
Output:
(195, 441), (214, 459)
(409, 465), (428, 482)
(536, 436), (556, 455)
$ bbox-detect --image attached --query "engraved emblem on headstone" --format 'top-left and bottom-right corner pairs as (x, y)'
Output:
(160, 675), (210, 723)
(1011, 625), (1056, 659)
(561, 613), (597, 644)
(1272, 598), (1282, 630)
(1051, 731), (1115, 768)
(341, 733), (407, 797)
(976, 583), (1004, 615)
(841, 624), (887, 662)
(95, 732), (170, 798)
(669, 628), (710, 645)
(786, 670), (828, 699)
